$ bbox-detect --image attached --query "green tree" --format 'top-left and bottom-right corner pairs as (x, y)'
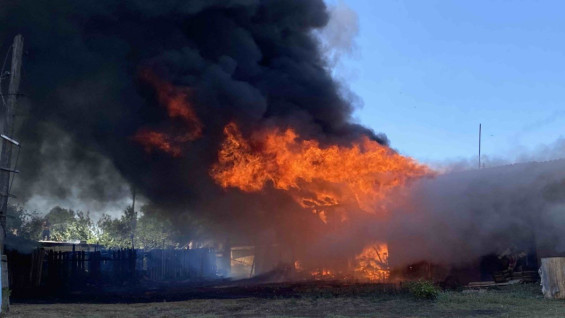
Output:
(96, 209), (132, 248)
(6, 203), (198, 250)
(6, 205), (43, 240)
(136, 209), (174, 249)
(44, 208), (97, 242)
(62, 211), (96, 243)
(95, 205), (180, 250)
(45, 206), (75, 241)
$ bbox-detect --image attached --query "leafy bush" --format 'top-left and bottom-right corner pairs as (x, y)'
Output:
(405, 280), (440, 300)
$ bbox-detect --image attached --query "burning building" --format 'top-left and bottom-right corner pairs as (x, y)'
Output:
(2, 0), (565, 286)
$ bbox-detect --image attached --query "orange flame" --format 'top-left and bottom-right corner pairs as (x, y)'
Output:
(354, 243), (390, 281)
(310, 268), (335, 279)
(133, 70), (202, 156)
(139, 70), (203, 132)
(133, 130), (182, 157)
(211, 122), (431, 220)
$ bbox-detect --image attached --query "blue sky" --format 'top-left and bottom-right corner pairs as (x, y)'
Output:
(339, 0), (565, 163)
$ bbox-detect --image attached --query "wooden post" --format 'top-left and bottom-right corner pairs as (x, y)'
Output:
(478, 123), (481, 169)
(130, 187), (136, 250)
(222, 240), (231, 277)
(540, 257), (565, 299)
(0, 35), (23, 246)
(0, 34), (23, 314)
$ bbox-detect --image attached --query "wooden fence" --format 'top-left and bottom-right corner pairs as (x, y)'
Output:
(7, 247), (217, 297)
(144, 248), (216, 281)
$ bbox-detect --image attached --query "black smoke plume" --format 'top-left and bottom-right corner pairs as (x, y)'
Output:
(1, 1), (387, 245)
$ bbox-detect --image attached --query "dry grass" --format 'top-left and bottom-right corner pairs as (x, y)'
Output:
(6, 283), (565, 317)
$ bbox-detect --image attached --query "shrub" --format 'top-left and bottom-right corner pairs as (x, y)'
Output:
(405, 280), (440, 300)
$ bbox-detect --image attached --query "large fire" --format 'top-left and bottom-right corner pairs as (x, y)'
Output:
(211, 122), (431, 220)
(294, 243), (389, 281)
(354, 243), (390, 281)
(134, 77), (433, 281)
(210, 122), (431, 281)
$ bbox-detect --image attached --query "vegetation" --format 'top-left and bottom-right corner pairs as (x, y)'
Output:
(6, 205), (44, 240)
(6, 204), (180, 250)
(405, 280), (440, 300)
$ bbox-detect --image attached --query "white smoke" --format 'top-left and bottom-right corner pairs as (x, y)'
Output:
(318, 0), (359, 67)
(385, 159), (565, 266)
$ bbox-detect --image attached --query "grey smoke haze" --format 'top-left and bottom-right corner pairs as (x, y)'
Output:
(384, 159), (565, 265)
(367, 141), (565, 266)
(21, 125), (133, 217)
(426, 136), (565, 173)
(390, 133), (565, 266)
(317, 0), (359, 67)
(299, 158), (565, 268)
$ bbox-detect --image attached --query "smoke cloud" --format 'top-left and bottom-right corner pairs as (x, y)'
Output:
(382, 159), (565, 266)
(0, 0), (385, 241)
(299, 158), (565, 270)
(317, 0), (359, 67)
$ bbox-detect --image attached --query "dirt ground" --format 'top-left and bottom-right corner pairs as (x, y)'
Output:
(6, 284), (565, 317)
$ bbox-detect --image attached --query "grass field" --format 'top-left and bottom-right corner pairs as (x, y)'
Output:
(6, 283), (565, 317)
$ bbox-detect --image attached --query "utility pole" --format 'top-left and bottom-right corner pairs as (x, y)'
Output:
(478, 123), (482, 169)
(0, 35), (24, 253)
(131, 187), (136, 250)
(0, 34), (23, 313)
